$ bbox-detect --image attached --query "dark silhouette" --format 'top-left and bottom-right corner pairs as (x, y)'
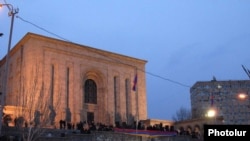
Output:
(49, 106), (56, 125)
(34, 110), (41, 127)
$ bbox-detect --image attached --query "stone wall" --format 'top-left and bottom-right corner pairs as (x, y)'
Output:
(37, 133), (197, 141)
(2, 128), (200, 141)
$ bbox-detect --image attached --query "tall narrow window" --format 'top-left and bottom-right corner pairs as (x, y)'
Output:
(50, 65), (54, 106)
(66, 67), (69, 108)
(84, 79), (97, 104)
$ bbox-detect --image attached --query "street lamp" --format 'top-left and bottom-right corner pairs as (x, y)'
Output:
(207, 109), (216, 118)
(206, 84), (221, 124)
(238, 93), (247, 100)
(206, 108), (217, 125)
(237, 92), (250, 124)
(0, 3), (18, 136)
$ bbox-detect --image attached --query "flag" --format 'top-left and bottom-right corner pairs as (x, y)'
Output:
(132, 74), (137, 91)
(210, 94), (214, 106)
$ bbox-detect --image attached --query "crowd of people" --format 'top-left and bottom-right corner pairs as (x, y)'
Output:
(58, 119), (175, 134)
(59, 120), (114, 134)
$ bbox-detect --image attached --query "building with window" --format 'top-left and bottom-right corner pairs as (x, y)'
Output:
(190, 79), (250, 124)
(0, 32), (147, 127)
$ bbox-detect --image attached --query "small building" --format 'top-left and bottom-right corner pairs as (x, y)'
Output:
(174, 116), (224, 139)
(141, 119), (174, 131)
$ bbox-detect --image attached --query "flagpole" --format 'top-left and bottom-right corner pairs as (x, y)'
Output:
(242, 65), (250, 79)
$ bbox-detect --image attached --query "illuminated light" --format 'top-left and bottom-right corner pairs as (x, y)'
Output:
(238, 93), (247, 100)
(207, 109), (216, 118)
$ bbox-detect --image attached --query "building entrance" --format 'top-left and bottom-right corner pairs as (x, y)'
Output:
(87, 112), (94, 123)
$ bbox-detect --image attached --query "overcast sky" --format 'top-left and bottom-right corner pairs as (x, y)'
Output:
(1, 0), (250, 120)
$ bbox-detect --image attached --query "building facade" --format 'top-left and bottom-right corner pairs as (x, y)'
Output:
(190, 79), (250, 124)
(0, 32), (147, 127)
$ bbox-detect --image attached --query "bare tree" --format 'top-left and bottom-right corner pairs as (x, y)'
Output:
(13, 61), (62, 141)
(172, 107), (192, 122)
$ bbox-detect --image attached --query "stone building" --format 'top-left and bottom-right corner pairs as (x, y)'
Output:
(0, 32), (147, 127)
(190, 79), (250, 124)
(141, 118), (174, 130)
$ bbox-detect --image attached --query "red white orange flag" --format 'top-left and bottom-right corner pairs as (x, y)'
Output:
(132, 73), (137, 91)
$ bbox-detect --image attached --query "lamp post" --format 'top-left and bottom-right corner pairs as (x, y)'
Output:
(237, 93), (250, 124)
(0, 3), (18, 136)
(206, 108), (216, 124)
(207, 84), (221, 124)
